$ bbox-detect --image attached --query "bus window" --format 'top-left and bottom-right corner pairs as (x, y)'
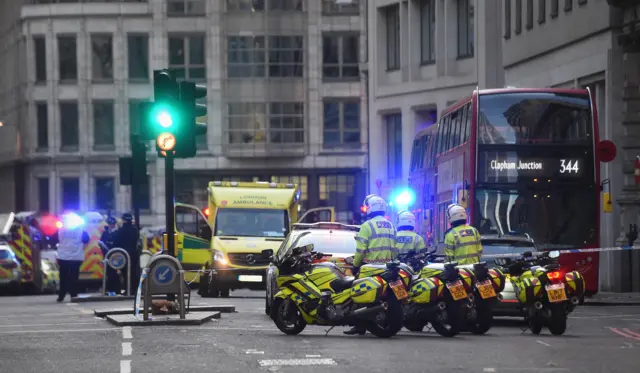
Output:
(410, 138), (420, 172)
(436, 119), (445, 155)
(429, 130), (437, 166)
(452, 110), (462, 149)
(461, 103), (470, 143)
(418, 136), (427, 169)
(440, 115), (451, 154)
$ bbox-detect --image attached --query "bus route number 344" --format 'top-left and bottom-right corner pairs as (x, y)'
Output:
(560, 159), (580, 174)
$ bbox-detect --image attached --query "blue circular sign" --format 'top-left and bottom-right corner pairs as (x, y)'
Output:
(109, 252), (126, 270)
(153, 264), (176, 286)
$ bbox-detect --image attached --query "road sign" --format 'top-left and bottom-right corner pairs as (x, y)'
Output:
(157, 132), (176, 151)
(152, 264), (176, 286)
(109, 252), (126, 270)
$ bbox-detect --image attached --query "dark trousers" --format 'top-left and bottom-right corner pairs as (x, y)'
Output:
(58, 259), (82, 300)
(105, 266), (121, 294)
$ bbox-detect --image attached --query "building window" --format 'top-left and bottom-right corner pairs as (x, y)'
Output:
(58, 36), (77, 82)
(385, 114), (402, 180)
(504, 0), (511, 39)
(131, 174), (151, 211)
(60, 102), (79, 151)
(268, 36), (304, 77)
(420, 0), (436, 64)
(93, 101), (115, 150)
(578, 0), (587, 5)
(515, 0), (522, 34)
(34, 37), (46, 83)
(269, 102), (304, 143)
(526, 0), (533, 29)
(323, 100), (360, 147)
(91, 34), (113, 81)
(268, 0), (302, 11)
(167, 0), (205, 15)
(95, 177), (115, 211)
(551, 0), (559, 17)
(128, 34), (149, 81)
(36, 102), (48, 150)
(61, 178), (80, 211)
(227, 36), (266, 78)
(38, 178), (49, 212)
(322, 33), (359, 80)
(321, 0), (359, 15)
(539, 0), (546, 23)
(319, 175), (357, 223)
(385, 4), (400, 70)
(227, 103), (267, 144)
(168, 34), (206, 80)
(227, 0), (265, 11)
(457, 0), (474, 58)
(564, 0), (572, 11)
(271, 175), (308, 211)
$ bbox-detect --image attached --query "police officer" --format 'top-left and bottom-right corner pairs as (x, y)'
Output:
(395, 210), (426, 255)
(100, 216), (120, 294)
(56, 212), (90, 302)
(443, 204), (483, 264)
(345, 194), (397, 335)
(113, 213), (140, 295)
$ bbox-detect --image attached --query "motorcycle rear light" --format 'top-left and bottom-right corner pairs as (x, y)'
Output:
(547, 271), (563, 281)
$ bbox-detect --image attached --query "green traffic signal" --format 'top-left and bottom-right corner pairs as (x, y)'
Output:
(150, 104), (179, 130)
(156, 111), (173, 128)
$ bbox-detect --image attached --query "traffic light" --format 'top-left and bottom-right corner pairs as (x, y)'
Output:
(139, 70), (182, 155)
(174, 81), (207, 158)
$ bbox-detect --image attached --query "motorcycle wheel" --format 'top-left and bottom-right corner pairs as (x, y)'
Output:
(366, 299), (404, 338)
(264, 294), (271, 316)
(528, 316), (543, 335)
(271, 297), (307, 335)
(548, 305), (567, 336)
(403, 321), (426, 332)
(432, 302), (463, 337)
(468, 299), (493, 335)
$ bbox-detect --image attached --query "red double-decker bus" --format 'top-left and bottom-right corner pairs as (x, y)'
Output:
(408, 88), (616, 297)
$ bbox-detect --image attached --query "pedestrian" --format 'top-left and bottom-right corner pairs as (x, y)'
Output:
(394, 210), (426, 255)
(113, 213), (140, 295)
(443, 204), (483, 265)
(100, 216), (120, 294)
(344, 194), (397, 336)
(56, 212), (90, 302)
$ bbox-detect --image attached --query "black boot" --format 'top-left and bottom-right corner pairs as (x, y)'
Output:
(343, 325), (366, 335)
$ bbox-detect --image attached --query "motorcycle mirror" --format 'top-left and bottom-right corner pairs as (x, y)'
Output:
(344, 256), (354, 265)
(548, 250), (560, 259)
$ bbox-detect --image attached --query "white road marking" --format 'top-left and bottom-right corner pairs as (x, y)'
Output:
(306, 354), (322, 358)
(66, 303), (78, 306)
(483, 369), (496, 372)
(122, 326), (132, 339)
(622, 342), (633, 348)
(246, 349), (264, 354)
(0, 322), (99, 328)
(122, 342), (132, 356)
(537, 340), (552, 347)
(0, 327), (119, 335)
(120, 360), (131, 373)
(259, 358), (337, 367)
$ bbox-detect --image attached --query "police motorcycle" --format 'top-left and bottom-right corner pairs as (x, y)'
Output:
(494, 250), (585, 335)
(398, 248), (506, 335)
(262, 233), (405, 338)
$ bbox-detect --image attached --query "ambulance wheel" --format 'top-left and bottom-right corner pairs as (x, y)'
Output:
(220, 289), (230, 298)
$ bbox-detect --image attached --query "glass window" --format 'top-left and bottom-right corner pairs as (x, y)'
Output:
(34, 37), (46, 83)
(457, 0), (474, 58)
(288, 231), (357, 255)
(268, 102), (304, 143)
(60, 102), (78, 150)
(515, 0), (522, 34)
(322, 33), (360, 80)
(268, 0), (302, 11)
(176, 205), (211, 240)
(439, 115), (451, 153)
(504, 0), (511, 39)
(526, 0), (533, 29)
(271, 175), (308, 212)
(226, 0), (264, 11)
(38, 178), (49, 212)
(128, 34), (149, 80)
(95, 177), (115, 211)
(539, 0), (546, 23)
(318, 174), (357, 224)
(168, 34), (206, 80)
(463, 103), (471, 142)
(58, 36), (77, 81)
(93, 101), (115, 149)
(91, 34), (113, 81)
(481, 239), (536, 265)
(420, 0), (436, 63)
(226, 102), (267, 144)
(478, 92), (593, 145)
(131, 174), (151, 211)
(227, 36), (266, 78)
(268, 36), (304, 77)
(450, 110), (460, 149)
(61, 178), (80, 211)
(564, 0), (572, 12)
(551, 0), (559, 17)
(385, 4), (400, 70)
(214, 208), (288, 238)
(167, 0), (206, 15)
(323, 100), (360, 147)
(321, 0), (359, 14)
(386, 114), (402, 179)
(36, 102), (48, 150)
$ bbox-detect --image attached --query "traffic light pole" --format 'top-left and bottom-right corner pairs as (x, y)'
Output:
(165, 151), (175, 258)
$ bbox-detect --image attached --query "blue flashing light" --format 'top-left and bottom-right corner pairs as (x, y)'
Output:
(62, 212), (85, 229)
(394, 189), (416, 207)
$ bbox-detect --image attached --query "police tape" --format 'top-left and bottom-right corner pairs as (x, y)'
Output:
(481, 245), (640, 259)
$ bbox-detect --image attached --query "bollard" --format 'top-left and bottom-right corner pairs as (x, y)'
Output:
(103, 248), (132, 296)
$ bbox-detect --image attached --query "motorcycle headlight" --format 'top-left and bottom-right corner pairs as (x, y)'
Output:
(213, 250), (228, 266)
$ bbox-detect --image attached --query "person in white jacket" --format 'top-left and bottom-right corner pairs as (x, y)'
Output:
(56, 212), (90, 302)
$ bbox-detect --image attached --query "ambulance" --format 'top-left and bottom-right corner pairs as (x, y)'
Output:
(168, 181), (334, 298)
(0, 212), (46, 293)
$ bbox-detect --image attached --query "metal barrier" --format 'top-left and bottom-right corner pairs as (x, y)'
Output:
(141, 254), (186, 321)
(101, 248), (131, 296)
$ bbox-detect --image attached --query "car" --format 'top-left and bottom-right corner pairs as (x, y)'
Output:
(0, 245), (21, 293)
(264, 222), (360, 315)
(480, 234), (537, 317)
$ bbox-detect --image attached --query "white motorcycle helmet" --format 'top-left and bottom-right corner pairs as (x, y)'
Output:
(363, 195), (387, 215)
(397, 210), (416, 229)
(446, 204), (468, 225)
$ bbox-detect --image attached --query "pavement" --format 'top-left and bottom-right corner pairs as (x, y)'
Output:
(1, 290), (639, 373)
(585, 292), (640, 306)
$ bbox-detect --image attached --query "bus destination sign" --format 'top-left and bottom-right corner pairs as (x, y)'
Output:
(479, 151), (586, 182)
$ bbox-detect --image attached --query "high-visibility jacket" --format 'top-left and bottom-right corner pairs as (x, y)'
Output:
(443, 224), (483, 265)
(353, 215), (397, 267)
(58, 227), (90, 262)
(395, 230), (426, 254)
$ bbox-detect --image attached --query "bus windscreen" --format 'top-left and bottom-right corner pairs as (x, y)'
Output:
(478, 92), (593, 145)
